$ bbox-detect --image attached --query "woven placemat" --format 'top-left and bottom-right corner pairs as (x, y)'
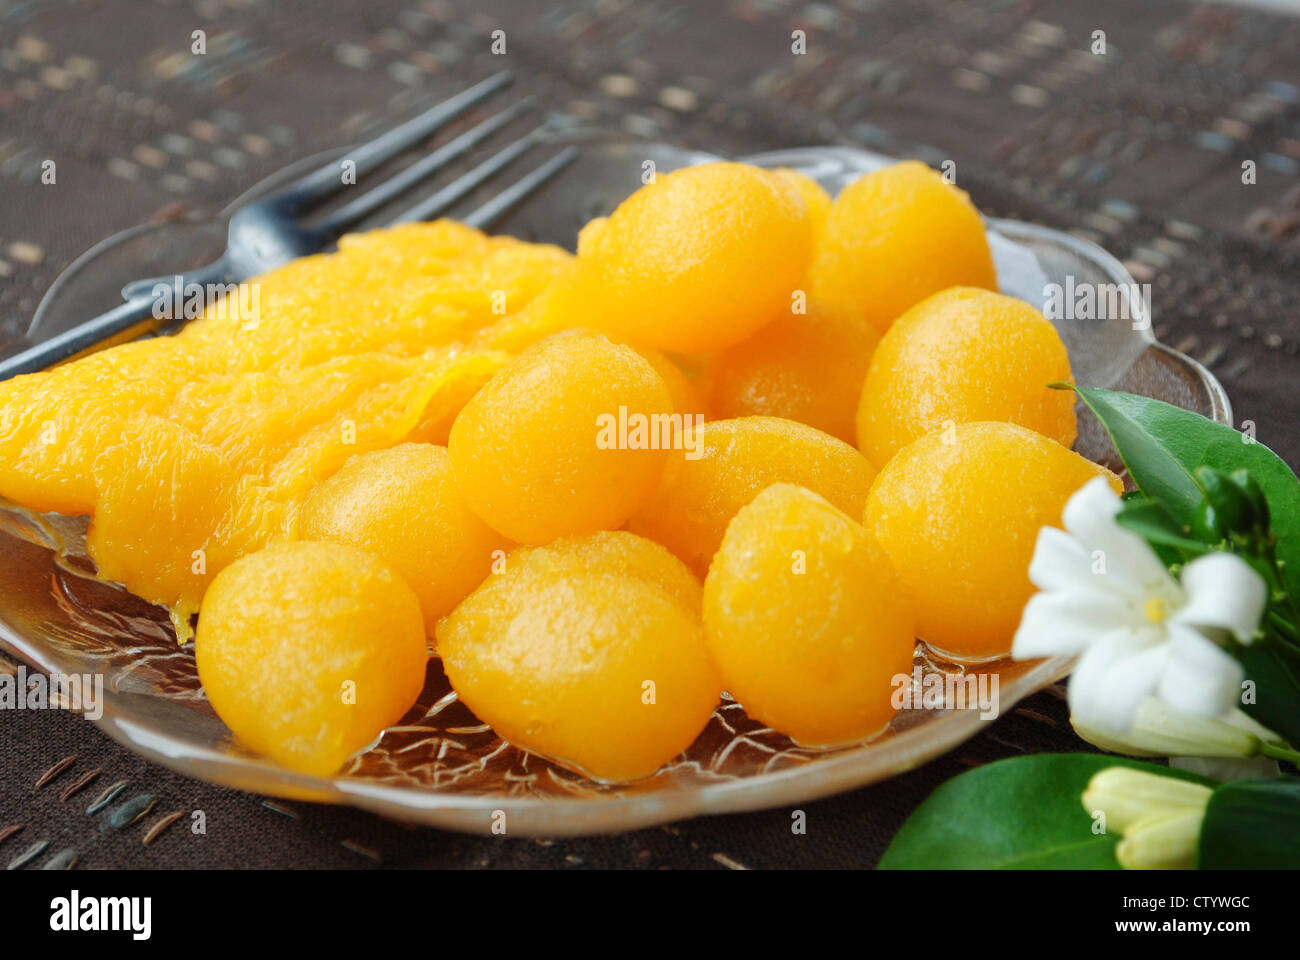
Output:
(1, 0), (1297, 868)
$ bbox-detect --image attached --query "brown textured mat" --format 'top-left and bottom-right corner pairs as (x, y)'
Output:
(1, 0), (1298, 868)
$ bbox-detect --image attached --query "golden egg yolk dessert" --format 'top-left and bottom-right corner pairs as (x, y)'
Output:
(504, 530), (703, 612)
(469, 295), (708, 419)
(448, 329), (674, 544)
(576, 216), (607, 256)
(708, 298), (880, 444)
(771, 167), (832, 244)
(811, 160), (997, 334)
(0, 220), (569, 636)
(636, 346), (710, 421)
(298, 443), (508, 634)
(0, 338), (195, 516)
(704, 483), (915, 745)
(856, 287), (1077, 466)
(0, 150), (1135, 783)
(627, 416), (877, 576)
(195, 541), (428, 776)
(864, 421), (1122, 661)
(437, 547), (719, 782)
(538, 161), (815, 353)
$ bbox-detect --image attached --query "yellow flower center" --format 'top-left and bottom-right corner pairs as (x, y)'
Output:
(1144, 595), (1168, 624)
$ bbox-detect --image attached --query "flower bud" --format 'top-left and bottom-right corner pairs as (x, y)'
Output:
(1082, 767), (1212, 833)
(1072, 697), (1264, 759)
(1116, 808), (1204, 870)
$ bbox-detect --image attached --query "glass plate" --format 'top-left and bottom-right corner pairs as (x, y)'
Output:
(0, 140), (1231, 836)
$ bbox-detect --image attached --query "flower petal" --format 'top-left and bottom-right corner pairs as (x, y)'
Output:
(1027, 526), (1093, 592)
(1012, 587), (1139, 659)
(1172, 552), (1268, 643)
(1061, 477), (1173, 600)
(1062, 475), (1123, 529)
(1068, 629), (1168, 733)
(1157, 623), (1244, 718)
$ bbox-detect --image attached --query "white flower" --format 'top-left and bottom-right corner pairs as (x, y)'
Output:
(1012, 476), (1268, 734)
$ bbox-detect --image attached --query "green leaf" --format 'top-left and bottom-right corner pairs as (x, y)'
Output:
(1199, 778), (1300, 868)
(878, 754), (1212, 870)
(1114, 498), (1207, 556)
(1237, 639), (1300, 748)
(1068, 387), (1300, 606)
(1066, 386), (1203, 512)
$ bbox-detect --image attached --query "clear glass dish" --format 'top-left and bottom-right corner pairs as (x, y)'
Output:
(0, 140), (1230, 836)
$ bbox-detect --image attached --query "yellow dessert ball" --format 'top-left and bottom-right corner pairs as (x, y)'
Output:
(856, 287), (1077, 466)
(298, 443), (509, 634)
(704, 484), (915, 745)
(628, 416), (876, 576)
(448, 329), (673, 544)
(437, 566), (719, 782)
(636, 345), (710, 420)
(863, 421), (1122, 661)
(548, 162), (814, 352)
(811, 161), (996, 334)
(195, 541), (428, 776)
(771, 167), (832, 242)
(504, 530), (702, 612)
(709, 299), (880, 444)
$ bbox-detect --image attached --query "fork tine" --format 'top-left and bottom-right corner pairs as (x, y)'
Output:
(280, 71), (513, 210)
(313, 97), (536, 239)
(461, 147), (578, 229)
(390, 127), (548, 224)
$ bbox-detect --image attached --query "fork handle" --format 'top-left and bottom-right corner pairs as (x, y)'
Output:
(0, 261), (234, 382)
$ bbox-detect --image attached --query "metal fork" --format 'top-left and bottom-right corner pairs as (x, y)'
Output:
(0, 71), (575, 381)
